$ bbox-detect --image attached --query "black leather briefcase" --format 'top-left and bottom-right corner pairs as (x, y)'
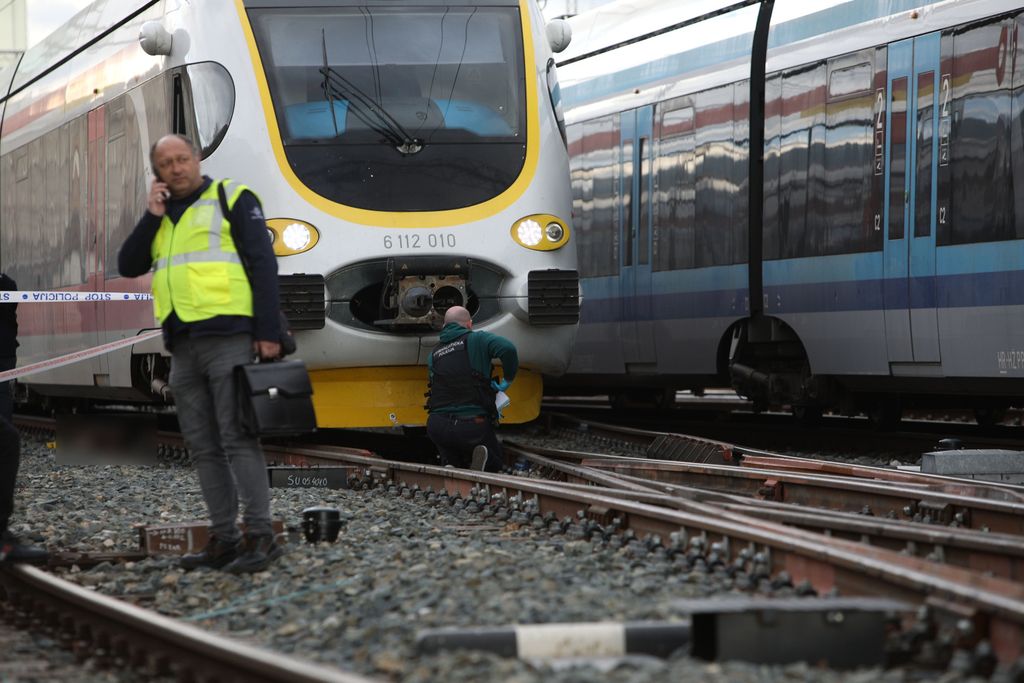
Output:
(235, 360), (317, 437)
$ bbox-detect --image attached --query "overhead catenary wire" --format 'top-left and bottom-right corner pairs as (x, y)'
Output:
(0, 0), (162, 105)
(556, 0), (762, 67)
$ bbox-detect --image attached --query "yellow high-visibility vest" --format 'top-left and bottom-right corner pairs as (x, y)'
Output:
(150, 180), (255, 323)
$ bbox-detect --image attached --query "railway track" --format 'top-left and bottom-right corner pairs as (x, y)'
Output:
(0, 563), (371, 683)
(267, 440), (1024, 666)
(12, 413), (1024, 672)
(542, 396), (1024, 459)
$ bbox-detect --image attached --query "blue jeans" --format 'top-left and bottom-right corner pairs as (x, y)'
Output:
(169, 334), (272, 540)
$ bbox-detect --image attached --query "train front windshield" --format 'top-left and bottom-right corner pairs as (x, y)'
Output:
(249, 6), (527, 212)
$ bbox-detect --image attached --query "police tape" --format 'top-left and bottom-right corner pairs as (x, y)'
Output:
(0, 291), (153, 303)
(0, 330), (163, 383)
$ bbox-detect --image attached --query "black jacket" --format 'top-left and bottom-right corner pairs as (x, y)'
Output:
(0, 274), (17, 357)
(118, 177), (281, 349)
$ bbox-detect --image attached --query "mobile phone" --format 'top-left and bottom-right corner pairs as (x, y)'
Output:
(153, 170), (170, 200)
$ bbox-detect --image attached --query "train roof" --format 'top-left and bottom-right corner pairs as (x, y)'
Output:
(558, 0), (988, 108)
(11, 0), (152, 95)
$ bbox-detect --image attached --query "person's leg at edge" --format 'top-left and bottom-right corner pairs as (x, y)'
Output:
(0, 415), (19, 536)
(169, 336), (241, 543)
(0, 415), (46, 562)
(199, 333), (273, 538)
(0, 355), (16, 423)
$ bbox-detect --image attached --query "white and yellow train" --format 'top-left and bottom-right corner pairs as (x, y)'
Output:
(0, 0), (579, 427)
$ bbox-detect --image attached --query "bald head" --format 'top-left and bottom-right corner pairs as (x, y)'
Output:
(151, 134), (204, 198)
(443, 306), (472, 328)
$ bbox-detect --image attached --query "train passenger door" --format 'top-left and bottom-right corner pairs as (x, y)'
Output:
(619, 106), (656, 366)
(883, 34), (941, 364)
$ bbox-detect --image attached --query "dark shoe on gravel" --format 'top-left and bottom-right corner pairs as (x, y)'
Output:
(223, 534), (284, 574)
(0, 531), (48, 564)
(179, 535), (242, 570)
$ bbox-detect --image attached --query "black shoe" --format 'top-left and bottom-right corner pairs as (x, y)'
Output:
(179, 535), (242, 570)
(471, 445), (489, 471)
(0, 531), (49, 564)
(223, 534), (284, 574)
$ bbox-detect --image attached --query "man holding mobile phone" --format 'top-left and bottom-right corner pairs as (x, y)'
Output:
(118, 134), (283, 573)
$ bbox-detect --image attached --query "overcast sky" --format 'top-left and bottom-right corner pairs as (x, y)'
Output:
(27, 0), (93, 48)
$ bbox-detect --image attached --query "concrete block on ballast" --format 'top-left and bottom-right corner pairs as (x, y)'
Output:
(921, 449), (1024, 483)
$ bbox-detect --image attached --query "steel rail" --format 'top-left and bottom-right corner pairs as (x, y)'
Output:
(278, 447), (1024, 663)
(0, 565), (374, 683)
(577, 456), (1024, 535)
(507, 444), (1024, 581)
(542, 414), (1024, 510)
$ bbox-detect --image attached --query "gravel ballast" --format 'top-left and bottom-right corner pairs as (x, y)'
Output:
(6, 430), (1010, 682)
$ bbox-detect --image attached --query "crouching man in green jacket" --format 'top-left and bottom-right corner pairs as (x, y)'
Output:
(425, 306), (518, 472)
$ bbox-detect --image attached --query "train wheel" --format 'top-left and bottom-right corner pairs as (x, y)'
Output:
(867, 399), (902, 430)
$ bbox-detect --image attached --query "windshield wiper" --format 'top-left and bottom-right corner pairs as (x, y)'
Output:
(321, 30), (342, 138)
(319, 31), (423, 154)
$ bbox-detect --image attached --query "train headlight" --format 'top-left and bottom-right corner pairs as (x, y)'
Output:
(510, 214), (570, 251)
(517, 220), (543, 246)
(265, 219), (319, 256)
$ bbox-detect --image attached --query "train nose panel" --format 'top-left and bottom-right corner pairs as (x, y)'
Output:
(327, 256), (504, 333)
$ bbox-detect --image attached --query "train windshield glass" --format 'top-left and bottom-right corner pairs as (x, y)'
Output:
(249, 6), (527, 212)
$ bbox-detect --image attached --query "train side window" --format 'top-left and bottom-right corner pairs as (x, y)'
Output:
(824, 52), (875, 254)
(173, 74), (187, 136)
(546, 58), (567, 147)
(655, 104), (696, 272)
(779, 65), (825, 259)
(949, 17), (1014, 244)
(621, 135), (633, 268)
(68, 116), (88, 286)
(915, 71), (935, 237)
(638, 136), (649, 266)
(662, 107), (693, 136)
(694, 84), (736, 267)
(828, 62), (871, 100)
(762, 73), (783, 261)
(888, 77), (908, 240)
(105, 95), (144, 278)
(185, 62), (235, 159)
(43, 127), (62, 288)
(577, 116), (618, 278)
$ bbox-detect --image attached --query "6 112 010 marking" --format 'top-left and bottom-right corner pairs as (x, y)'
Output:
(383, 234), (458, 250)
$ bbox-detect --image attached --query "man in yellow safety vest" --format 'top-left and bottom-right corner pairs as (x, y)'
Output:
(119, 134), (283, 573)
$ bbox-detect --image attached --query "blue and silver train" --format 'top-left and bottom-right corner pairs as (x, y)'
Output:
(555, 0), (1024, 424)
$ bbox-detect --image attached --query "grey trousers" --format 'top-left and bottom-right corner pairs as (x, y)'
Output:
(169, 334), (272, 540)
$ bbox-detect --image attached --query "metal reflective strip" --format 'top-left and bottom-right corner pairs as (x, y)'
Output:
(205, 192), (226, 252)
(153, 251), (243, 271)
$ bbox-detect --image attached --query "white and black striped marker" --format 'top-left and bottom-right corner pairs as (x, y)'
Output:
(417, 621), (690, 659)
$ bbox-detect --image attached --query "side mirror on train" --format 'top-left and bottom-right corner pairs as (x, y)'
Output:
(139, 21), (174, 56)
(546, 19), (572, 54)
